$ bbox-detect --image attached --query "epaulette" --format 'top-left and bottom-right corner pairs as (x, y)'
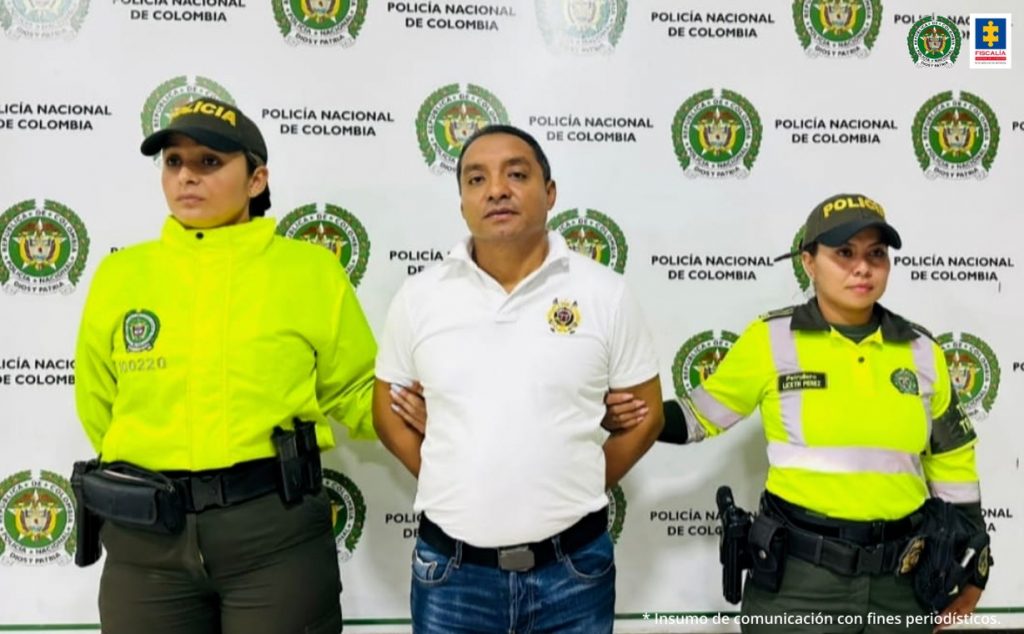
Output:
(758, 306), (796, 322)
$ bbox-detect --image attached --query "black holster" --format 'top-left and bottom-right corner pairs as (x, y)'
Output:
(748, 512), (788, 593)
(716, 486), (753, 604)
(70, 459), (104, 567)
(271, 419), (323, 506)
(76, 461), (186, 536)
(910, 498), (993, 613)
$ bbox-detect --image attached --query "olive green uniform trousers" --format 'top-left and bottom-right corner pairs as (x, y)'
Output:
(741, 556), (931, 633)
(98, 490), (342, 634)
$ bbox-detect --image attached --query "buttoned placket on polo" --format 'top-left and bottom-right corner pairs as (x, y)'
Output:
(456, 240), (571, 325)
(830, 327), (885, 395)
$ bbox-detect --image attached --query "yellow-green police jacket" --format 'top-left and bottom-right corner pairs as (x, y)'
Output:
(681, 300), (980, 521)
(75, 217), (377, 472)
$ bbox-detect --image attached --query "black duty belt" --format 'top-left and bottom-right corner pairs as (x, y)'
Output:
(163, 458), (280, 513)
(764, 493), (923, 576)
(418, 508), (608, 572)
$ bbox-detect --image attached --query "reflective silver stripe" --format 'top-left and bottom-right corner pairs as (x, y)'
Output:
(690, 386), (742, 430)
(767, 319), (805, 446)
(767, 442), (924, 478)
(910, 336), (937, 441)
(677, 397), (707, 443)
(929, 481), (982, 504)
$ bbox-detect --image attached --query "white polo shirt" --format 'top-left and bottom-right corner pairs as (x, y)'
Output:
(376, 231), (658, 547)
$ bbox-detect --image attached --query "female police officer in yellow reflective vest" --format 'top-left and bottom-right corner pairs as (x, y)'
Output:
(609, 194), (990, 633)
(73, 98), (376, 634)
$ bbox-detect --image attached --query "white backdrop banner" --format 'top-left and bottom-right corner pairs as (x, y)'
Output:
(1, 0), (1022, 631)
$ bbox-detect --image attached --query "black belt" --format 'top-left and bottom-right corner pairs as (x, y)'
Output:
(418, 508), (608, 572)
(764, 493), (923, 576)
(163, 458), (280, 513)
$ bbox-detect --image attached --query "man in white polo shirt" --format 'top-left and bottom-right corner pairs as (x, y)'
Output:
(373, 125), (663, 634)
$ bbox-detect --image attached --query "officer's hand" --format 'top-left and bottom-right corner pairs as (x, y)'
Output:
(934, 584), (982, 632)
(390, 382), (426, 435)
(601, 392), (648, 432)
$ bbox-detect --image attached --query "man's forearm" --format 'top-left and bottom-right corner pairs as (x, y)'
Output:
(604, 410), (664, 488)
(372, 380), (423, 477)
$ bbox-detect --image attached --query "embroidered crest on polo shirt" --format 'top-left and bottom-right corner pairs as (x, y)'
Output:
(547, 298), (581, 334)
(890, 368), (919, 395)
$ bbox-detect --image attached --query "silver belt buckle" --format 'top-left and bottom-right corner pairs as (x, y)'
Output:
(497, 545), (535, 572)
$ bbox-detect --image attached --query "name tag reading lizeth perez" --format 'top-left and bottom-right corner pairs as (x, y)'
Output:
(778, 372), (827, 392)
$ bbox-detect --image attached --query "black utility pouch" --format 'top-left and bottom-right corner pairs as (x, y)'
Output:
(80, 462), (185, 535)
(748, 513), (788, 593)
(70, 459), (104, 567)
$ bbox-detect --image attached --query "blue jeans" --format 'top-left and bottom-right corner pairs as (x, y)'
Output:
(410, 532), (615, 634)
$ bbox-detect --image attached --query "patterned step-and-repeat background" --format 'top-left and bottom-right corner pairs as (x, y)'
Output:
(1, 1), (1022, 631)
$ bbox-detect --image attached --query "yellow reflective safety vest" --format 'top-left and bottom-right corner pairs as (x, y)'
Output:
(75, 217), (377, 472)
(682, 299), (980, 521)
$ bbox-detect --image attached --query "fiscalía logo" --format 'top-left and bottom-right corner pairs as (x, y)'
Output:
(913, 90), (999, 180)
(908, 15), (961, 68)
(938, 332), (1000, 420)
(322, 469), (365, 561)
(672, 88), (761, 179)
(890, 368), (919, 395)
(0, 0), (88, 39)
(277, 203), (370, 287)
(273, 0), (366, 47)
(793, 0), (881, 58)
(548, 208), (628, 274)
(0, 199), (89, 295)
(123, 309), (161, 353)
(606, 484), (626, 544)
(535, 0), (627, 54)
(547, 298), (581, 334)
(416, 83), (510, 175)
(0, 470), (76, 566)
(970, 14), (1012, 69)
(141, 76), (234, 142)
(672, 330), (739, 397)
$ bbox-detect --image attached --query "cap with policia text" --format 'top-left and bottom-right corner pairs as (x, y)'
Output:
(140, 98), (268, 164)
(775, 193), (902, 261)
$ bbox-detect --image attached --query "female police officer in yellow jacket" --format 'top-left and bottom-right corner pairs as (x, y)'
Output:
(608, 194), (990, 633)
(73, 98), (376, 634)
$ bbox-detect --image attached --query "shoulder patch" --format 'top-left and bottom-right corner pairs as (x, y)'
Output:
(759, 306), (796, 322)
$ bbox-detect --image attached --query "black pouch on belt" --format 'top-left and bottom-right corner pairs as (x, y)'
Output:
(748, 513), (788, 593)
(70, 459), (104, 567)
(79, 462), (186, 535)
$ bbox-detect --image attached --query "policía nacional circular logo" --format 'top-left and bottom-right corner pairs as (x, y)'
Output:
(0, 470), (76, 566)
(908, 15), (961, 68)
(793, 0), (881, 58)
(913, 91), (999, 180)
(0, 0), (88, 40)
(0, 199), (89, 295)
(535, 0), (627, 54)
(273, 0), (365, 47)
(277, 203), (371, 287)
(672, 88), (762, 179)
(937, 332), (1000, 420)
(605, 484), (626, 544)
(141, 76), (234, 141)
(548, 208), (628, 274)
(672, 330), (739, 397)
(123, 309), (160, 353)
(322, 469), (365, 562)
(416, 83), (510, 175)
(789, 226), (813, 296)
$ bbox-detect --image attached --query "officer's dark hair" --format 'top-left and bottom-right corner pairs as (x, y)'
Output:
(804, 243), (819, 256)
(245, 153), (271, 218)
(455, 124), (552, 191)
